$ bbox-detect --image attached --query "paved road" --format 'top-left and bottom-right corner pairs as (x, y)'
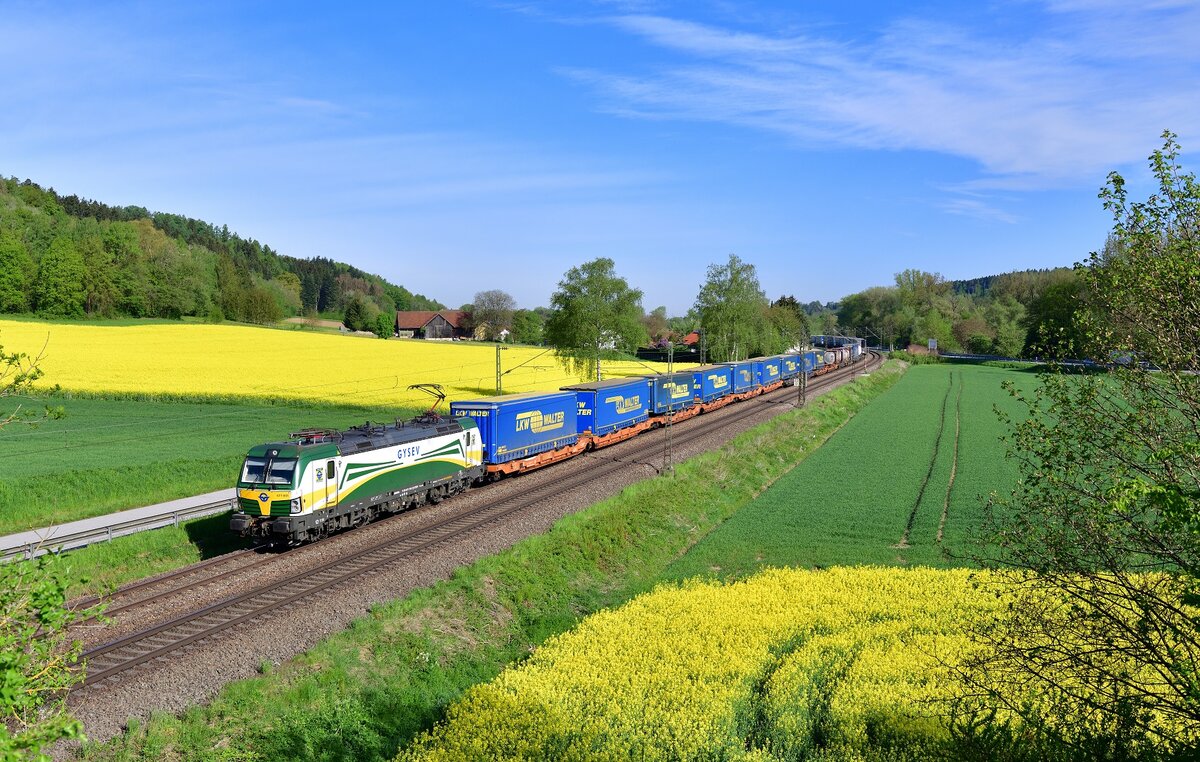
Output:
(0, 489), (235, 561)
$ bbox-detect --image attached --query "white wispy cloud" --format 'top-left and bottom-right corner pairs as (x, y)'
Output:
(937, 196), (1020, 225)
(0, 3), (664, 211)
(567, 4), (1200, 191)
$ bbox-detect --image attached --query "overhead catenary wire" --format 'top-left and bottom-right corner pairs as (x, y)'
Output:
(498, 347), (555, 378)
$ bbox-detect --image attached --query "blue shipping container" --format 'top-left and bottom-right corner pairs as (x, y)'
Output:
(751, 356), (783, 386)
(802, 351), (820, 373)
(691, 364), (733, 403)
(449, 391), (577, 464)
(646, 372), (695, 414)
(779, 354), (802, 379)
(723, 361), (757, 393)
(749, 359), (764, 387)
(561, 378), (650, 436)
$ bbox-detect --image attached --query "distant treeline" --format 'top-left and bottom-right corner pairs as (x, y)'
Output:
(837, 266), (1083, 356)
(0, 177), (443, 323)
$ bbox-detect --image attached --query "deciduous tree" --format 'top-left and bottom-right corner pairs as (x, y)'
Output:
(78, 233), (116, 316)
(215, 254), (248, 322)
(544, 258), (647, 379)
(1022, 277), (1083, 357)
(372, 311), (394, 339)
(243, 284), (283, 325)
(0, 234), (33, 313)
(762, 304), (806, 353)
(510, 308), (545, 345)
(642, 306), (669, 345)
(771, 295), (810, 335)
(472, 289), (516, 341)
(33, 237), (85, 318)
(694, 254), (768, 362)
(894, 268), (950, 312)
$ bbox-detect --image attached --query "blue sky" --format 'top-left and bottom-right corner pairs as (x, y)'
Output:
(4, 0), (1199, 314)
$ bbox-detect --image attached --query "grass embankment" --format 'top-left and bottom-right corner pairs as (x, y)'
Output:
(0, 397), (407, 536)
(665, 364), (1029, 579)
(81, 362), (906, 761)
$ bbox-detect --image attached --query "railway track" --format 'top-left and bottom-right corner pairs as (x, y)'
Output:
(77, 352), (881, 690)
(67, 548), (271, 619)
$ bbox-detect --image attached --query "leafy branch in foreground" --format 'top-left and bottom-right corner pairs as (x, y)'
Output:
(1, 555), (102, 761)
(0, 338), (62, 429)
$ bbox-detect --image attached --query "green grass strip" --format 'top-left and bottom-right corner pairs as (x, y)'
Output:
(41, 386), (425, 413)
(661, 364), (1030, 579)
(81, 362), (906, 762)
(0, 397), (411, 535)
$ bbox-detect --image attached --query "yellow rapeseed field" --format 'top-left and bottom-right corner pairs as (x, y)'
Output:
(402, 566), (1199, 760)
(0, 318), (685, 408)
(401, 566), (993, 761)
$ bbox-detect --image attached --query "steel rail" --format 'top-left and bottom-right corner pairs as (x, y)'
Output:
(66, 548), (262, 615)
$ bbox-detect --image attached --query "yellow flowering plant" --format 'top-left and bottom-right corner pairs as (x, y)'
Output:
(0, 319), (682, 408)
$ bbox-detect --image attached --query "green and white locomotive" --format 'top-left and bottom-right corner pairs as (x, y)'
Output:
(231, 412), (484, 545)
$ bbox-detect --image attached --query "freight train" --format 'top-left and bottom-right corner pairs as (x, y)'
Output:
(231, 337), (865, 545)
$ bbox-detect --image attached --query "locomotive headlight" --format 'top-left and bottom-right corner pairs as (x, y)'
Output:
(291, 497), (302, 514)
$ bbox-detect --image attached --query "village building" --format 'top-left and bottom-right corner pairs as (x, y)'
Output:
(393, 310), (472, 340)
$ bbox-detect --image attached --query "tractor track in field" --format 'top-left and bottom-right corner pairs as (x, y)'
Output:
(936, 374), (964, 544)
(898, 372), (954, 549)
(66, 353), (881, 743)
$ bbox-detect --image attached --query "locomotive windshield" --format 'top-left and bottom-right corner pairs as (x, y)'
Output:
(240, 456), (297, 487)
(241, 457), (267, 483)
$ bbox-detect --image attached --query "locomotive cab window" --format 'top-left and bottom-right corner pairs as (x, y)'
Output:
(240, 457), (267, 484)
(265, 458), (297, 486)
(241, 456), (297, 486)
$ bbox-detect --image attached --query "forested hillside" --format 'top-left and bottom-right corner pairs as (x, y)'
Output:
(0, 178), (443, 324)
